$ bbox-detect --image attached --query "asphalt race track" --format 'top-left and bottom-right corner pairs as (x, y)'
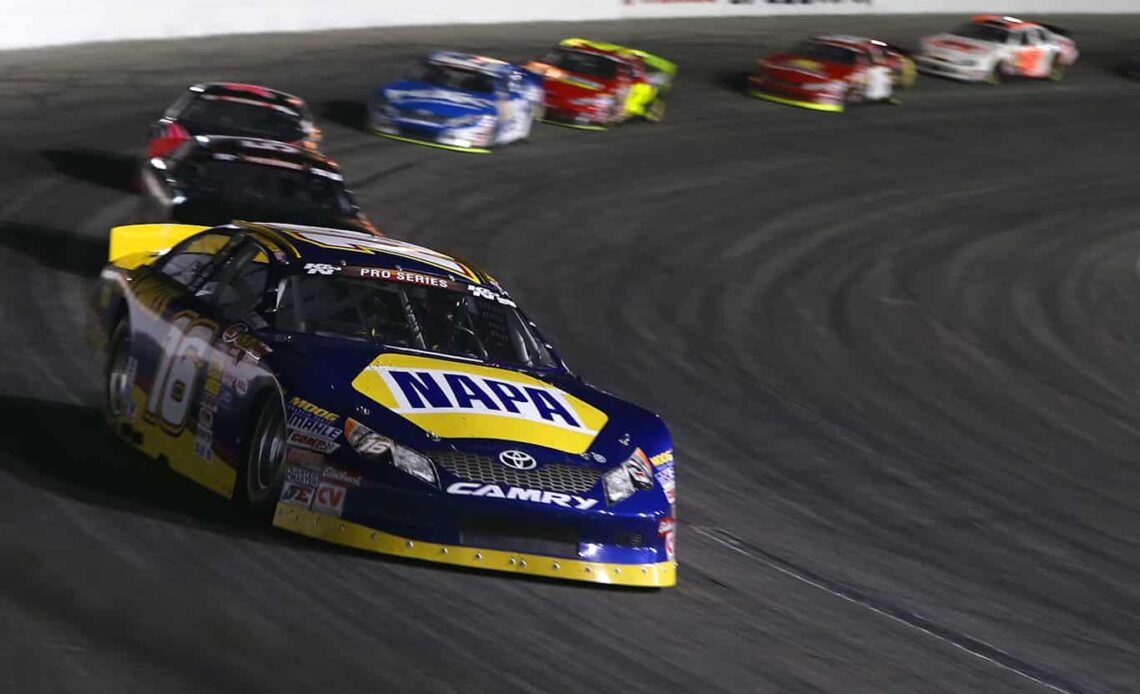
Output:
(1, 14), (1138, 694)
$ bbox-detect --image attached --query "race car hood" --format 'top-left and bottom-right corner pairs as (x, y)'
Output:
(921, 33), (1000, 58)
(378, 80), (497, 119)
(269, 338), (668, 466)
(759, 53), (857, 83)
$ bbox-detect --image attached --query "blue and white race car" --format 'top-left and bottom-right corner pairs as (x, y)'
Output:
(370, 51), (545, 153)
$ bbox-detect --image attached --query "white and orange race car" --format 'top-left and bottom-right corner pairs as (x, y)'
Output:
(916, 15), (1078, 84)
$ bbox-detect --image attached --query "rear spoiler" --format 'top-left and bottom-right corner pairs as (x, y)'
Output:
(108, 223), (208, 264)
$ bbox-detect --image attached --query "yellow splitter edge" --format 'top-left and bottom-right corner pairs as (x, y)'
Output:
(748, 89), (844, 113)
(274, 505), (677, 588)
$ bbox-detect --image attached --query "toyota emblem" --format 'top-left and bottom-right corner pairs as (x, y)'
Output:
(498, 450), (536, 470)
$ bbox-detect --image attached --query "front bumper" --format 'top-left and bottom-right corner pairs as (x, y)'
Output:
(371, 113), (493, 153)
(274, 465), (676, 587)
(274, 504), (676, 587)
(915, 56), (989, 82)
(747, 77), (844, 113)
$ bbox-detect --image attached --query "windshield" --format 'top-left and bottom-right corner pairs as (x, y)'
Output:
(178, 157), (355, 217)
(180, 97), (305, 141)
(275, 274), (558, 369)
(418, 62), (497, 93)
(949, 22), (1011, 43)
(541, 48), (618, 79)
(793, 41), (860, 65)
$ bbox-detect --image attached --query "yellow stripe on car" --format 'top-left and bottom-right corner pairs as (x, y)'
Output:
(273, 504), (676, 587)
(749, 90), (845, 113)
(375, 131), (491, 154)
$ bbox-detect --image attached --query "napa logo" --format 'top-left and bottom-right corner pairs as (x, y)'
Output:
(352, 354), (608, 453)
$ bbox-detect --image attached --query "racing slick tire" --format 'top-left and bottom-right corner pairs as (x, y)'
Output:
(895, 57), (918, 90)
(1048, 58), (1068, 82)
(104, 319), (133, 428)
(646, 97), (667, 123)
(240, 392), (288, 514)
(986, 61), (1006, 85)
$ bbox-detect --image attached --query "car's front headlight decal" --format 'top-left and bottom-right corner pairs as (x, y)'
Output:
(345, 417), (438, 487)
(603, 464), (635, 505)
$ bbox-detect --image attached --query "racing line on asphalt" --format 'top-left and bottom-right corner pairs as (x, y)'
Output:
(690, 524), (1085, 694)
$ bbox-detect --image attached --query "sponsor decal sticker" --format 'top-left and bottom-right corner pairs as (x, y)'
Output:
(287, 430), (340, 454)
(625, 449), (654, 489)
(289, 396), (338, 422)
(352, 354), (607, 454)
(314, 481), (348, 515)
(286, 466), (321, 487)
(655, 460), (675, 504)
(650, 450), (674, 467)
(281, 481), (314, 508)
(322, 465), (363, 487)
(285, 447), (326, 469)
(446, 482), (597, 510)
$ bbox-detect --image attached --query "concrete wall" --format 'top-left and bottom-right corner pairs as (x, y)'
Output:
(3, 0), (1137, 50)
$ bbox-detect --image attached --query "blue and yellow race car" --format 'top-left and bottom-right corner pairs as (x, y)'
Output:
(91, 222), (676, 587)
(370, 51), (545, 153)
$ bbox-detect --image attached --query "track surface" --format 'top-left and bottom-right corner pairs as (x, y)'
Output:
(2, 14), (1139, 694)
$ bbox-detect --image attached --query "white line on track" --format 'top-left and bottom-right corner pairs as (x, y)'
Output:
(691, 524), (1089, 694)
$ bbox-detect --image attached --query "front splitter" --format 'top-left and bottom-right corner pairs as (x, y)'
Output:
(273, 504), (677, 588)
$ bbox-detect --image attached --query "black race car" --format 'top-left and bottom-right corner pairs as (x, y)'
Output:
(139, 136), (376, 235)
(146, 82), (321, 159)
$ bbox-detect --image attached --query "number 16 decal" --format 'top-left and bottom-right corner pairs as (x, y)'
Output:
(145, 312), (218, 435)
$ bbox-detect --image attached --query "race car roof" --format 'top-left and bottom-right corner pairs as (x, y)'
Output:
(426, 51), (515, 78)
(813, 34), (890, 50)
(191, 136), (340, 177)
(190, 82), (307, 110)
(234, 222), (493, 285)
(971, 15), (1037, 30)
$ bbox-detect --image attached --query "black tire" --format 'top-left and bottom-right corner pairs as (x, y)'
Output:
(1048, 58), (1067, 82)
(104, 319), (133, 428)
(646, 97), (667, 123)
(986, 61), (1006, 85)
(240, 393), (288, 514)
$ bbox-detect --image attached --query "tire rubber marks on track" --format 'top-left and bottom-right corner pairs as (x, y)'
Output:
(690, 525), (1091, 694)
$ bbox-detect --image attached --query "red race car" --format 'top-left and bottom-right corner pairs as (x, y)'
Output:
(524, 38), (676, 130)
(146, 83), (322, 160)
(748, 35), (916, 113)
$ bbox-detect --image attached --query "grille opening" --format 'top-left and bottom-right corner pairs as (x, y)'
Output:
(613, 532), (646, 549)
(432, 451), (601, 495)
(461, 516), (580, 559)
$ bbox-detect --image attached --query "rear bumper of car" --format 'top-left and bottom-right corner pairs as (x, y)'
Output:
(916, 55), (990, 82)
(747, 76), (844, 113)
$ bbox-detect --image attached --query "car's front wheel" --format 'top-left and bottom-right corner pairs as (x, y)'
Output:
(104, 319), (133, 427)
(241, 394), (288, 513)
(1048, 57), (1067, 82)
(986, 61), (1006, 85)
